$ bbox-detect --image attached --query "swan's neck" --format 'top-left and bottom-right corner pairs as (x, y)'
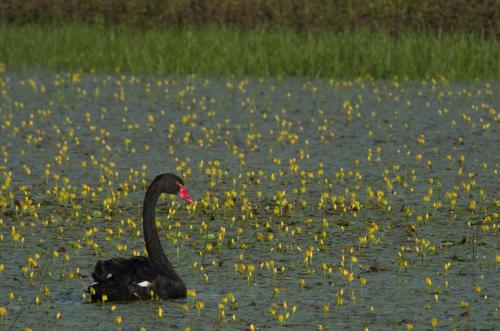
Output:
(143, 185), (183, 282)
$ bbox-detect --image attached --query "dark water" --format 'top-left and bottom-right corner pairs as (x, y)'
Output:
(0, 71), (498, 330)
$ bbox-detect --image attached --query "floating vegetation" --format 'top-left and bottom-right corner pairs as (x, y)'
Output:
(0, 69), (498, 329)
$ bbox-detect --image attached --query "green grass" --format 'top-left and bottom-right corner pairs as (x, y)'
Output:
(0, 23), (498, 79)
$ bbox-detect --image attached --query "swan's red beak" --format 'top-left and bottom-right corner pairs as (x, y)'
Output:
(178, 184), (194, 204)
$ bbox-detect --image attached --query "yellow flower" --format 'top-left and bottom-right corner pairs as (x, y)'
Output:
(195, 301), (205, 310)
(157, 307), (164, 318)
(0, 306), (8, 319)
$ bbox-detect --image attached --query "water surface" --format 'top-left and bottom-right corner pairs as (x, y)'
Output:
(0, 71), (498, 330)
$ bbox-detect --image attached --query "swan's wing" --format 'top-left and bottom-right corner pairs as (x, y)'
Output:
(91, 257), (128, 282)
(89, 274), (186, 302)
(89, 257), (186, 301)
(89, 279), (147, 302)
(92, 256), (159, 283)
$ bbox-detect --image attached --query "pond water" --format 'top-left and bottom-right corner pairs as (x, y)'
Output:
(0, 71), (498, 330)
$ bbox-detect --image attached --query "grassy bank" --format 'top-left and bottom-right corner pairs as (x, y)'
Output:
(1, 24), (499, 79)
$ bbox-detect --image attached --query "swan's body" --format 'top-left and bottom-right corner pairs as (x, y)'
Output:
(90, 256), (185, 301)
(88, 173), (193, 302)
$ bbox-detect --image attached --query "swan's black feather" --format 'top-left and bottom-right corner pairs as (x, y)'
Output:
(89, 256), (186, 302)
(87, 173), (190, 303)
(92, 256), (160, 283)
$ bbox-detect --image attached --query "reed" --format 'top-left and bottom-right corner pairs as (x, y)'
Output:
(0, 23), (498, 79)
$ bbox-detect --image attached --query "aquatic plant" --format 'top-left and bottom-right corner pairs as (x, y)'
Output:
(0, 70), (498, 329)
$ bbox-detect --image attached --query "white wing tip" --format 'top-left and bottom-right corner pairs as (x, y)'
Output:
(137, 281), (152, 287)
(106, 273), (112, 279)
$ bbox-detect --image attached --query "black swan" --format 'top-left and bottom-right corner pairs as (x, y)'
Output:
(88, 173), (193, 302)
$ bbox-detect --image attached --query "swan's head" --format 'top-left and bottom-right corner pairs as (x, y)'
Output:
(153, 173), (194, 204)
(162, 173), (193, 204)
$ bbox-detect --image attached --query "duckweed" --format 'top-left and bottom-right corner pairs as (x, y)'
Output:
(0, 69), (498, 330)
